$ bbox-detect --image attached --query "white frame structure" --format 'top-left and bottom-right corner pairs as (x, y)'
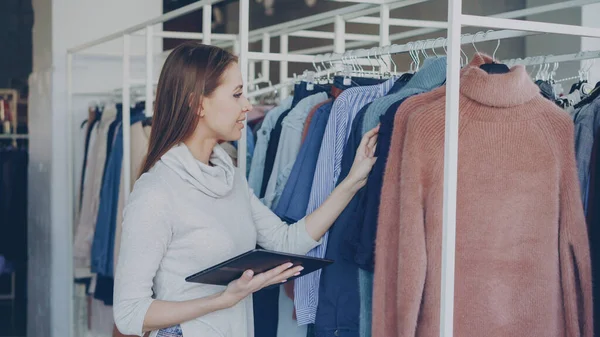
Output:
(65, 0), (600, 337)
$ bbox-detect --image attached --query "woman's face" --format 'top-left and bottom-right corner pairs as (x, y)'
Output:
(199, 63), (252, 142)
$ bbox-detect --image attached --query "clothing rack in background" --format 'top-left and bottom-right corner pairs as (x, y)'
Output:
(0, 89), (19, 136)
(0, 87), (28, 336)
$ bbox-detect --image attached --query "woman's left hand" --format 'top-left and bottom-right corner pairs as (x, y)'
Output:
(346, 124), (379, 190)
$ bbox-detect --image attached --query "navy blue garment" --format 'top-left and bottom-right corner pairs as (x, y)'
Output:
(0, 148), (28, 263)
(332, 76), (386, 92)
(103, 106), (144, 183)
(253, 286), (280, 337)
(274, 102), (333, 222)
(93, 275), (114, 305)
(102, 105), (122, 182)
(292, 81), (332, 108)
(387, 73), (413, 95)
(313, 104), (369, 337)
(345, 98), (407, 272)
(260, 108), (291, 198)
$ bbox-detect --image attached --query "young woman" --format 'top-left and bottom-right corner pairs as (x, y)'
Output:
(113, 41), (379, 337)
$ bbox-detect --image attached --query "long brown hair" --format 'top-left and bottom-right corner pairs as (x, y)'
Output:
(140, 42), (238, 176)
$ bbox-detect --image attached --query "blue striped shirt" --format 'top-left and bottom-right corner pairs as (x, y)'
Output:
(294, 77), (397, 324)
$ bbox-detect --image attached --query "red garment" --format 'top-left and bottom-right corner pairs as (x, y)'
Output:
(302, 99), (332, 143)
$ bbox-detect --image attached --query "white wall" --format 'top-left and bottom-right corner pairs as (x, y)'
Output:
(28, 1), (162, 336)
(525, 0), (582, 85)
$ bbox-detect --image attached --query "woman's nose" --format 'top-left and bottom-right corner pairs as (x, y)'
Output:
(243, 97), (253, 112)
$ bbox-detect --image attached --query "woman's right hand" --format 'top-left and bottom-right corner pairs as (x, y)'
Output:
(219, 263), (304, 308)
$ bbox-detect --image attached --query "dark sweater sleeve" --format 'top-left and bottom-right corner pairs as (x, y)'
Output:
(558, 121), (594, 337)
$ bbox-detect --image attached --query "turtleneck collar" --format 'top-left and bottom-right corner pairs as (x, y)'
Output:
(160, 143), (236, 198)
(460, 56), (540, 108)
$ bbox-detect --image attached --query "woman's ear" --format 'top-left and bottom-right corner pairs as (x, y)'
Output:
(189, 93), (205, 117)
(198, 99), (205, 117)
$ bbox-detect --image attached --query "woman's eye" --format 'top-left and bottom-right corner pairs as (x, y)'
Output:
(234, 93), (242, 98)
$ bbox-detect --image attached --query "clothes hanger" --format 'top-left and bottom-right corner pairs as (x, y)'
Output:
(574, 58), (600, 108)
(477, 30), (509, 74)
(366, 48), (378, 78)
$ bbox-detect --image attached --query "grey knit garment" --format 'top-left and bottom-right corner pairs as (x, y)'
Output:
(361, 56), (448, 136)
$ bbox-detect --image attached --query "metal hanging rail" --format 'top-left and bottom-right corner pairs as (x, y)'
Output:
(505, 49), (600, 66)
(0, 134), (28, 139)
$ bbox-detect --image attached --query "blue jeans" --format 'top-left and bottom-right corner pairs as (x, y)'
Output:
(157, 325), (183, 337)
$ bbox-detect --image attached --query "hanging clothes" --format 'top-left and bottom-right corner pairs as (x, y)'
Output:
(345, 56), (449, 272)
(79, 107), (101, 210)
(314, 57), (448, 337)
(313, 102), (369, 337)
(248, 97), (293, 196)
(260, 83), (331, 198)
(585, 127), (600, 337)
(91, 111), (146, 279)
(253, 88), (328, 337)
(376, 57), (592, 337)
(0, 146), (28, 263)
(74, 104), (118, 280)
(274, 100), (333, 223)
(261, 92), (328, 209)
(572, 98), (600, 212)
(371, 53), (490, 337)
(295, 76), (396, 326)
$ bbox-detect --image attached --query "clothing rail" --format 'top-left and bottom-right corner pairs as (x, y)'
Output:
(505, 50), (600, 66)
(247, 67), (338, 99)
(0, 135), (28, 139)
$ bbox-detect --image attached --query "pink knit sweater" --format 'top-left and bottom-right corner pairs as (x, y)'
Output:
(373, 54), (489, 337)
(375, 58), (593, 337)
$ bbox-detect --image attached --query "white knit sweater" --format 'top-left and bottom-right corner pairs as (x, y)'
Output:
(113, 143), (321, 337)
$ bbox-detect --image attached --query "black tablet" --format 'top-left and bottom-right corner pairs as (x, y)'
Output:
(185, 249), (334, 286)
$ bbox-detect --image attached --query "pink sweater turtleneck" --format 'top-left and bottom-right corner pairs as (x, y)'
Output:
(376, 57), (593, 337)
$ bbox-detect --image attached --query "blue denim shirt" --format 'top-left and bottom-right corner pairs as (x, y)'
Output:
(91, 114), (146, 277)
(573, 98), (600, 210)
(262, 92), (329, 209)
(248, 97), (293, 195)
(274, 101), (333, 222)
